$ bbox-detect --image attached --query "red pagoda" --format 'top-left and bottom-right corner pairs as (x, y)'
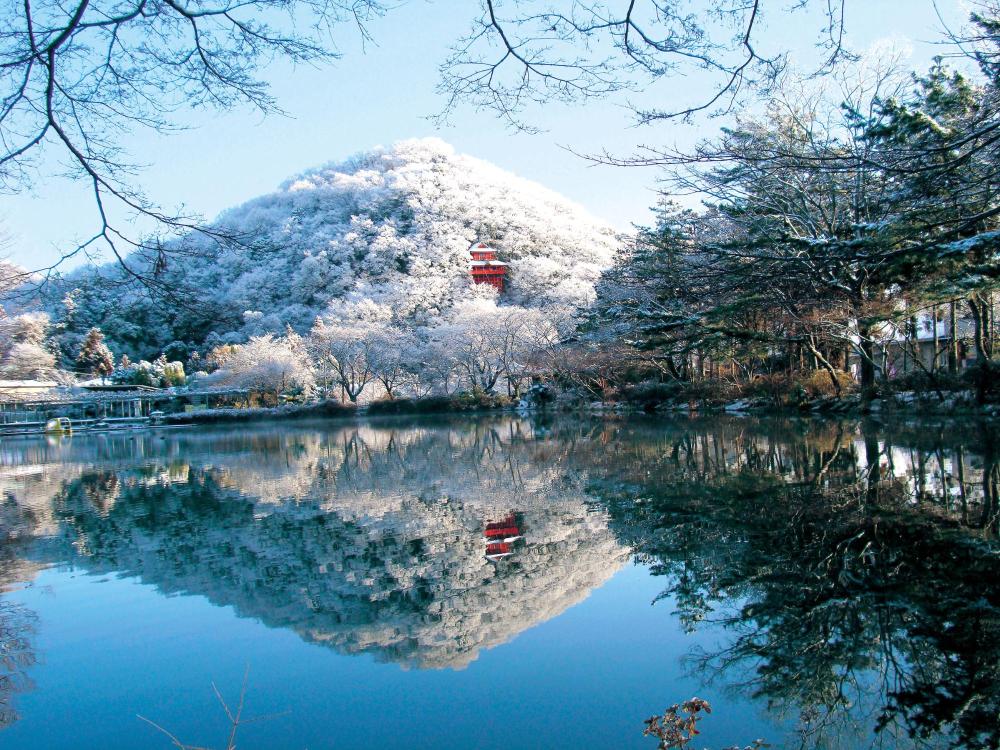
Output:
(469, 242), (508, 292)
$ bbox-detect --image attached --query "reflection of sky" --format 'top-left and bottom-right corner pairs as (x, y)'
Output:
(3, 563), (787, 750)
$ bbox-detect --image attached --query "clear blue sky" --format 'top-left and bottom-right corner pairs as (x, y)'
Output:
(0, 0), (972, 270)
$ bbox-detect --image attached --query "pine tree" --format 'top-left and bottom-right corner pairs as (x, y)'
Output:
(76, 328), (114, 380)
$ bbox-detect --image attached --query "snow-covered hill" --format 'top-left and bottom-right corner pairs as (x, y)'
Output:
(51, 139), (620, 359)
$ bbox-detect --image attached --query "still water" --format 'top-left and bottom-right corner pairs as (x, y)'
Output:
(0, 415), (998, 749)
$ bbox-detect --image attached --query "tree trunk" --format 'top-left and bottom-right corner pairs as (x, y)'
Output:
(863, 431), (881, 507)
(948, 300), (959, 374)
(665, 355), (681, 380)
(991, 292), (996, 358)
(806, 338), (842, 398)
(931, 305), (939, 373)
(982, 461), (1000, 533)
(857, 323), (877, 400)
(969, 293), (993, 361)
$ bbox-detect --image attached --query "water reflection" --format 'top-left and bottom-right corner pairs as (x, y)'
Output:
(0, 415), (999, 748)
(1, 420), (629, 670)
(587, 418), (1000, 749)
(0, 555), (35, 729)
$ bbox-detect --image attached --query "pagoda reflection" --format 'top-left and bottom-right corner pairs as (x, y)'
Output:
(484, 512), (523, 561)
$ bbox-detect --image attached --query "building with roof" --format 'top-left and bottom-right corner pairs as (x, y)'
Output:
(0, 380), (58, 399)
(469, 243), (508, 292)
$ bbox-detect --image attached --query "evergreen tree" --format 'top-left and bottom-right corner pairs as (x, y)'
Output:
(76, 328), (114, 380)
(588, 203), (726, 381)
(871, 55), (1000, 374)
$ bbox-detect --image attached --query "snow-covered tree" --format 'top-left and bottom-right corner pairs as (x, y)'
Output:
(491, 306), (560, 397)
(206, 335), (314, 398)
(76, 328), (114, 380)
(308, 300), (393, 402)
(405, 335), (459, 396)
(111, 356), (186, 388)
(0, 311), (49, 347)
(0, 260), (24, 298)
(0, 311), (57, 380)
(431, 299), (558, 395)
(368, 327), (421, 399)
(0, 342), (56, 379)
(433, 303), (504, 394)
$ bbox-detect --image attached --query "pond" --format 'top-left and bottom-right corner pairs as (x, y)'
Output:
(0, 414), (998, 749)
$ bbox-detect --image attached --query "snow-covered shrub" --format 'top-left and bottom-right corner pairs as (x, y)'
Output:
(111, 356), (186, 388)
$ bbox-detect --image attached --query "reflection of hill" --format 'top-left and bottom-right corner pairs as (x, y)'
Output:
(5, 419), (629, 669)
(44, 480), (625, 669)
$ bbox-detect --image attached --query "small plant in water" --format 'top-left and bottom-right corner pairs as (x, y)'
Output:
(643, 698), (712, 749)
(643, 698), (767, 750)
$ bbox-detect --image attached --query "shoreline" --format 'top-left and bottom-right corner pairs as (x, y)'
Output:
(5, 388), (995, 437)
(162, 388), (1000, 427)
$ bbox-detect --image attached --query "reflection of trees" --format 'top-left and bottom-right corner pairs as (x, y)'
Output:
(0, 599), (35, 729)
(4, 414), (1000, 745)
(592, 419), (1000, 750)
(20, 420), (627, 669)
(0, 535), (37, 731)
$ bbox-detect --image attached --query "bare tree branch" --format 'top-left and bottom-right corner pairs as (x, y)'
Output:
(436, 0), (850, 129)
(0, 0), (387, 296)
